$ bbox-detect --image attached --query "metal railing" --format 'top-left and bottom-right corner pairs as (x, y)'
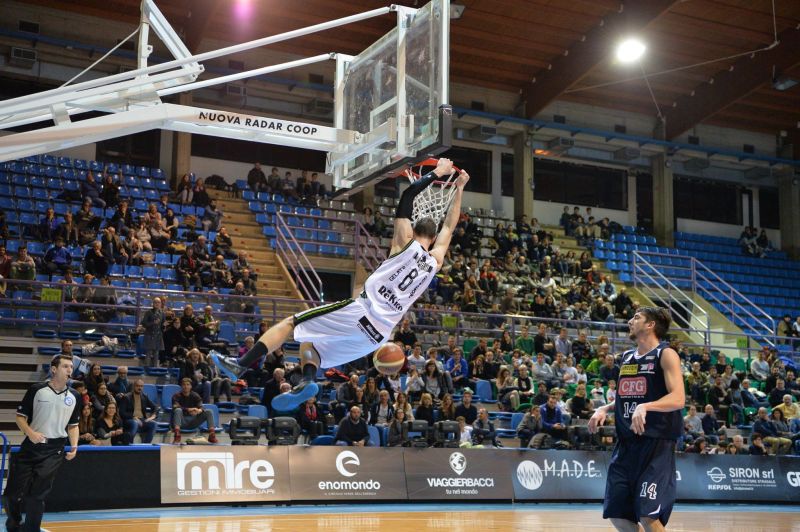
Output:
(353, 219), (386, 272)
(274, 211), (323, 302)
(631, 250), (710, 345)
(631, 250), (776, 347)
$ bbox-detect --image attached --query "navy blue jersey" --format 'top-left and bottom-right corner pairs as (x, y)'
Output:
(614, 342), (682, 440)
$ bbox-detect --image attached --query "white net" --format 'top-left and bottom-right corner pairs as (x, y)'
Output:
(407, 167), (459, 224)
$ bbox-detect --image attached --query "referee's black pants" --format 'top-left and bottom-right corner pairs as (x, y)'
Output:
(2, 439), (67, 532)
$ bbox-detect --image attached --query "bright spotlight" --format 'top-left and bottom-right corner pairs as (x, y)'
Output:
(616, 38), (646, 63)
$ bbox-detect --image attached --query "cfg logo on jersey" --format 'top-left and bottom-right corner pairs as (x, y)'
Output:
(618, 377), (647, 397)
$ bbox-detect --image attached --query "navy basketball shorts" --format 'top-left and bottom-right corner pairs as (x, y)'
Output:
(603, 437), (677, 526)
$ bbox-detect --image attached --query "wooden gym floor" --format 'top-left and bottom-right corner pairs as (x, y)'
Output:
(39, 503), (800, 532)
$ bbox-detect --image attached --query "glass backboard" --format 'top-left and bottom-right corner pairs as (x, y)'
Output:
(327, 0), (451, 195)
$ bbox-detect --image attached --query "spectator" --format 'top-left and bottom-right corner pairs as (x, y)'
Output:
(683, 404), (704, 442)
(386, 410), (407, 447)
(361, 207), (377, 236)
(0, 245), (11, 281)
(42, 238), (72, 278)
(297, 396), (324, 437)
(162, 314), (189, 365)
(532, 382), (549, 406)
(78, 403), (100, 446)
(38, 207), (60, 242)
(454, 389), (478, 424)
(201, 199), (223, 231)
(517, 403), (543, 447)
(180, 347), (212, 402)
(540, 394), (567, 441)
(267, 167), (282, 192)
(81, 171), (106, 208)
(210, 255), (232, 289)
(497, 366), (520, 411)
(162, 207), (180, 240)
(369, 390), (395, 427)
(308, 172), (326, 198)
(753, 407), (792, 455)
(176, 174), (193, 204)
(247, 162), (269, 192)
(91, 381), (115, 419)
(415, 393), (435, 425)
(749, 433), (768, 455)
(438, 393), (456, 421)
(750, 349), (770, 382)
(109, 200), (134, 237)
(213, 227), (237, 259)
(336, 406), (370, 446)
(100, 226), (129, 268)
(570, 384), (594, 419)
(741, 378), (770, 410)
(590, 379), (607, 408)
(687, 437), (709, 454)
(469, 338), (489, 361)
(83, 241), (109, 278)
(445, 349), (469, 391)
(731, 434), (749, 455)
(768, 378), (788, 407)
(119, 379), (158, 444)
(422, 360), (447, 400)
(599, 355), (619, 384)
(281, 171), (298, 200)
(393, 319), (417, 348)
(171, 378), (218, 443)
(231, 250), (255, 281)
(10, 246), (36, 282)
(261, 368), (286, 412)
(774, 393), (800, 432)
(141, 297), (165, 367)
(532, 353), (558, 389)
(515, 325), (534, 355)
(193, 178), (210, 208)
(107, 366), (131, 399)
(472, 408), (499, 447)
(533, 323), (550, 355)
(554, 328), (571, 358)
(701, 404), (721, 445)
(727, 379), (746, 426)
(176, 248), (203, 292)
(95, 402), (128, 445)
(100, 173), (120, 208)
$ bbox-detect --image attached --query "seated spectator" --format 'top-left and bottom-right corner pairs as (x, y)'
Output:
(101, 226), (128, 267)
(438, 393), (456, 421)
(91, 381), (115, 419)
(445, 349), (469, 391)
(231, 250), (255, 281)
(110, 201), (134, 237)
(39, 207), (60, 242)
(456, 416), (474, 446)
(297, 396), (325, 437)
(749, 433), (768, 456)
(0, 245), (11, 280)
(281, 171), (298, 200)
(247, 162), (269, 192)
(570, 384), (594, 419)
(336, 406), (370, 446)
(163, 315), (190, 366)
(590, 379), (606, 408)
(171, 378), (218, 443)
(83, 241), (109, 278)
(100, 173), (120, 208)
(454, 389), (478, 425)
(727, 379), (746, 426)
(119, 378), (158, 444)
(308, 172), (326, 198)
(517, 403), (543, 447)
(201, 199), (223, 231)
(701, 404), (721, 445)
(394, 391), (413, 420)
(213, 227), (236, 259)
(81, 171), (106, 208)
(753, 407), (792, 455)
(180, 348), (212, 403)
(267, 167), (282, 192)
(84, 362), (106, 395)
(769, 378), (788, 407)
(516, 365), (535, 403)
(683, 404), (704, 443)
(687, 437), (709, 454)
(176, 174), (193, 204)
(176, 248), (203, 292)
(599, 355), (619, 384)
(472, 408), (499, 447)
(95, 402), (128, 445)
(531, 353), (558, 388)
(107, 366), (131, 398)
(386, 410), (407, 447)
(415, 393), (435, 425)
(774, 393), (800, 432)
(369, 390), (395, 426)
(193, 178), (210, 208)
(421, 360), (447, 400)
(10, 246), (36, 282)
(210, 255), (232, 289)
(78, 403), (100, 446)
(42, 238), (72, 278)
(261, 368), (286, 412)
(540, 394), (568, 441)
(496, 367), (520, 411)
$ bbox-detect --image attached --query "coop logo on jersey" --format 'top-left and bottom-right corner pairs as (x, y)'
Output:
(620, 364), (639, 376)
(449, 452), (467, 475)
(619, 377), (647, 397)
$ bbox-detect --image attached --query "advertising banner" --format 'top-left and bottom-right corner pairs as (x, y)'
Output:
(511, 450), (609, 501)
(403, 448), (513, 500)
(160, 445), (290, 503)
(675, 454), (791, 502)
(288, 447), (408, 500)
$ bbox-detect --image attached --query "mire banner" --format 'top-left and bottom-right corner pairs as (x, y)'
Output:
(289, 447), (408, 500)
(403, 448), (513, 500)
(675, 453), (796, 502)
(511, 450), (609, 501)
(160, 446), (291, 503)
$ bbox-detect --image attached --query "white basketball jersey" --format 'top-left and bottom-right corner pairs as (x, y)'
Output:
(363, 239), (438, 327)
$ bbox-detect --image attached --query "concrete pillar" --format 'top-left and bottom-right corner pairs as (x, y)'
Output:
(626, 171), (638, 227)
(172, 93), (193, 185)
(512, 132), (535, 221)
(777, 172), (800, 260)
(651, 121), (674, 247)
(490, 148), (503, 214)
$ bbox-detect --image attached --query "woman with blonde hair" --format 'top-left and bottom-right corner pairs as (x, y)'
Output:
(497, 366), (520, 411)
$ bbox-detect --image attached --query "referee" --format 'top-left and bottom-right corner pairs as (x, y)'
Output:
(2, 355), (80, 532)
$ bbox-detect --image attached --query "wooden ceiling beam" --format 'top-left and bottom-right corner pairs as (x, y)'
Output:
(182, 0), (218, 54)
(523, 0), (681, 119)
(664, 26), (800, 139)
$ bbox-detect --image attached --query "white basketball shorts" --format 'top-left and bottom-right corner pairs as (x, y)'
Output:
(292, 297), (393, 368)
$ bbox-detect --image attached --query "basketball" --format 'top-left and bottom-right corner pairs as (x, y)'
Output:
(373, 343), (406, 375)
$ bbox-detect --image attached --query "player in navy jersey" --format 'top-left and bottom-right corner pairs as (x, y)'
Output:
(588, 307), (684, 532)
(211, 159), (469, 411)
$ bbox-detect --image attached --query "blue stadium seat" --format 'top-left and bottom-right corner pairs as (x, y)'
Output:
(160, 384), (181, 412)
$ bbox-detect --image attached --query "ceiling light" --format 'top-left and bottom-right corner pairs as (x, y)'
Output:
(772, 76), (798, 91)
(616, 38), (646, 64)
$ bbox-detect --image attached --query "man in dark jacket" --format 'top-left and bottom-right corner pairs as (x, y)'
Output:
(472, 408), (499, 447)
(119, 379), (158, 443)
(247, 162), (268, 192)
(43, 238), (72, 277)
(336, 405), (370, 446)
(171, 378), (217, 443)
(261, 368), (285, 411)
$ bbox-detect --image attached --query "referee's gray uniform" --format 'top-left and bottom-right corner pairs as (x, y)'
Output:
(2, 381), (80, 532)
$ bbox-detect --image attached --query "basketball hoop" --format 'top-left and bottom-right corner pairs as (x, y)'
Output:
(405, 158), (460, 224)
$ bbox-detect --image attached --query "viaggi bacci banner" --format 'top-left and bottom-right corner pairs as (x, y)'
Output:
(511, 450), (608, 500)
(160, 446), (290, 503)
(403, 448), (513, 500)
(288, 447), (408, 500)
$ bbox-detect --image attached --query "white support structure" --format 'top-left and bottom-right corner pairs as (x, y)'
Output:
(0, 0), (402, 163)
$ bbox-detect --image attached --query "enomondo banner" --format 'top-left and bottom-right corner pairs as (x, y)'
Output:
(160, 445), (290, 503)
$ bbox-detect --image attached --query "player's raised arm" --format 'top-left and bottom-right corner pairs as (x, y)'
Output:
(429, 170), (470, 269)
(389, 158), (455, 255)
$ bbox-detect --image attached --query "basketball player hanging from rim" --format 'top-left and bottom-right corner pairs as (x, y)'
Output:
(588, 307), (685, 532)
(211, 158), (469, 412)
